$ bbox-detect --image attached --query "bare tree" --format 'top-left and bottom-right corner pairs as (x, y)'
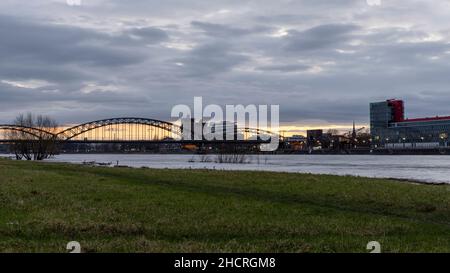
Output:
(8, 113), (59, 160)
(327, 129), (339, 136)
(356, 128), (372, 146)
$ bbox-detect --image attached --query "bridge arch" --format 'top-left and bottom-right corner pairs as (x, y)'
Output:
(0, 124), (57, 139)
(1, 120), (281, 143)
(57, 117), (182, 141)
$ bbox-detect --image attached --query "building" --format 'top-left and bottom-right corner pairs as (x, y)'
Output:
(306, 129), (335, 149)
(307, 130), (323, 147)
(285, 135), (307, 151)
(286, 135), (307, 143)
(370, 99), (450, 149)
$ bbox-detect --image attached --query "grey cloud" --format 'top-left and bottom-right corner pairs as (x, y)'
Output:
(126, 27), (169, 43)
(0, 15), (144, 68)
(257, 64), (311, 72)
(175, 43), (249, 77)
(285, 24), (359, 52)
(1, 1), (450, 127)
(191, 21), (269, 37)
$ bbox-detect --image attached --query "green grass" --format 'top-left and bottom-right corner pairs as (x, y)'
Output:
(0, 158), (449, 253)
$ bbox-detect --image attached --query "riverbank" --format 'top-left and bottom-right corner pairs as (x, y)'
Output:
(0, 158), (449, 253)
(40, 153), (450, 184)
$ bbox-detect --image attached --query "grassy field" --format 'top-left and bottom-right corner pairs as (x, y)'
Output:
(0, 158), (449, 253)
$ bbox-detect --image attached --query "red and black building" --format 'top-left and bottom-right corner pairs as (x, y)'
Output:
(370, 99), (450, 149)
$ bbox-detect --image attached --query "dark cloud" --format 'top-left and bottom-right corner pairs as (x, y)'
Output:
(0, 15), (144, 68)
(285, 24), (360, 52)
(175, 43), (249, 77)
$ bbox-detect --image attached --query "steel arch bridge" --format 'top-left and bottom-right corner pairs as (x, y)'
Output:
(0, 117), (281, 143)
(0, 124), (57, 140)
(56, 117), (182, 141)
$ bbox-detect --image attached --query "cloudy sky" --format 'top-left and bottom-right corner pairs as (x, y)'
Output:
(1, 0), (450, 132)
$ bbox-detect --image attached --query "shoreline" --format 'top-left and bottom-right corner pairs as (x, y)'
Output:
(44, 159), (450, 186)
(3, 155), (450, 185)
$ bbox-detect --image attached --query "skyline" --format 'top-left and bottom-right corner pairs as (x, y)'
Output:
(2, 0), (450, 134)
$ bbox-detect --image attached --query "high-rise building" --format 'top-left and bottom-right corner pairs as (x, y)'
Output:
(370, 99), (450, 149)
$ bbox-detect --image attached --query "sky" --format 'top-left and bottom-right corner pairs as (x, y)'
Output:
(1, 0), (450, 134)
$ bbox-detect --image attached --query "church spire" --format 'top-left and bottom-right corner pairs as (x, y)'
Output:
(352, 121), (357, 139)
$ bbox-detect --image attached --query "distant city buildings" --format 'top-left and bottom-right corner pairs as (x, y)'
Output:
(370, 99), (450, 149)
(284, 135), (307, 151)
(305, 129), (366, 151)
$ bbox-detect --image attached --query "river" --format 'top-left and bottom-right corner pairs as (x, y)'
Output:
(22, 154), (449, 184)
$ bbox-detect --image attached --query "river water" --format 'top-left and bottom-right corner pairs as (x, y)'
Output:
(26, 154), (450, 184)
